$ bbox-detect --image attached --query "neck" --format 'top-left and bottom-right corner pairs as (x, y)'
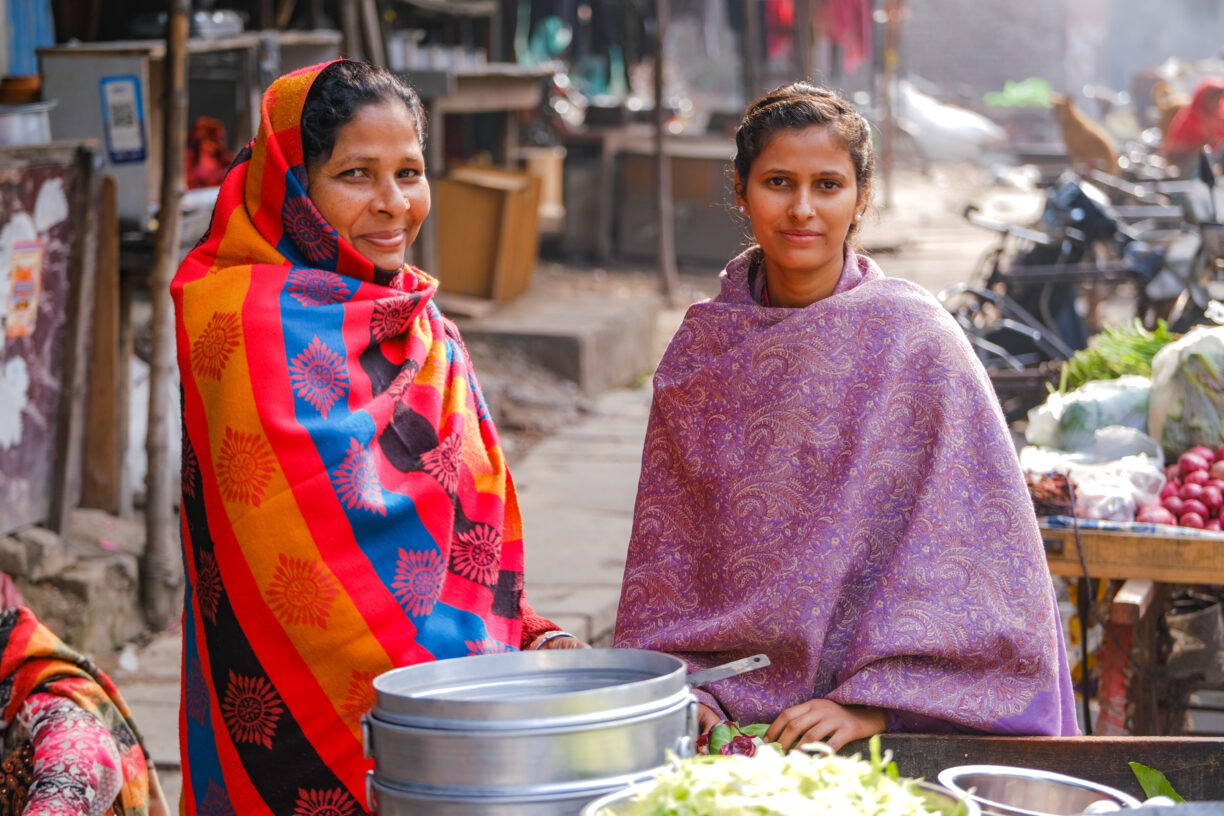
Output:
(762, 250), (847, 308)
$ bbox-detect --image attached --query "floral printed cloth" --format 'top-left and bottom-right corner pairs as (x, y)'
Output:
(0, 607), (165, 815)
(615, 247), (1079, 737)
(171, 61), (556, 814)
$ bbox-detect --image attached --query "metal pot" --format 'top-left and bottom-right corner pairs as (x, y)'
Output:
(364, 648), (742, 815)
(937, 765), (1141, 816)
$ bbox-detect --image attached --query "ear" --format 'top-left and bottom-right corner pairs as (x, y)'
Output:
(733, 170), (747, 212)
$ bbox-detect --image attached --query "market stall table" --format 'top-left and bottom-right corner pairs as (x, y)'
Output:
(1040, 516), (1224, 735)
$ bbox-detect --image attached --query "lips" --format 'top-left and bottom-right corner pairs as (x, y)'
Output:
(359, 230), (406, 248)
(780, 230), (822, 244)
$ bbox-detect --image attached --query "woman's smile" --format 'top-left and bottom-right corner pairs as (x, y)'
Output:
(358, 228), (408, 248)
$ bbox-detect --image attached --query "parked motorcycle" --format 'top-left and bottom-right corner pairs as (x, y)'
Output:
(938, 171), (1188, 419)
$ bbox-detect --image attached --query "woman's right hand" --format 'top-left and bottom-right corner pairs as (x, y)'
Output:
(697, 703), (723, 733)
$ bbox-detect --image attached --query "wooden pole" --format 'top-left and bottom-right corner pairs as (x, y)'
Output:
(340, 0), (363, 60)
(360, 0), (387, 67)
(81, 176), (121, 513)
(795, 0), (814, 81)
(654, 0), (680, 303)
(880, 0), (903, 210)
(743, 0), (762, 103)
(142, 0), (190, 630)
(48, 147), (99, 534)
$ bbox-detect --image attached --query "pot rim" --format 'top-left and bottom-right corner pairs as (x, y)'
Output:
(936, 764), (1142, 816)
(372, 648), (689, 723)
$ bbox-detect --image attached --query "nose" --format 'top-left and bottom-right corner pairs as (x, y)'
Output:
(789, 189), (815, 220)
(374, 176), (409, 216)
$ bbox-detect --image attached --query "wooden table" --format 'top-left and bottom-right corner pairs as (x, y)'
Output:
(1042, 523), (1224, 585)
(1040, 520), (1224, 735)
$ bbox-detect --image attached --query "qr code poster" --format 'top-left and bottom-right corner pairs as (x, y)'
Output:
(100, 75), (147, 165)
(6, 239), (43, 339)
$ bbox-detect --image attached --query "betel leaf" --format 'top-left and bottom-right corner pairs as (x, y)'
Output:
(739, 723), (770, 737)
(1129, 761), (1186, 803)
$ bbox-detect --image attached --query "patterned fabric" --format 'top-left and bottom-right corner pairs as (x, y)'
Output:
(0, 607), (162, 815)
(615, 247), (1079, 737)
(171, 61), (555, 814)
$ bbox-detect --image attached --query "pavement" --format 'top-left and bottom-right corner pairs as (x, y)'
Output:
(106, 165), (1029, 809)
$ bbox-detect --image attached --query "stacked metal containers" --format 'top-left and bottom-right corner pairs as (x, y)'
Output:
(363, 649), (698, 815)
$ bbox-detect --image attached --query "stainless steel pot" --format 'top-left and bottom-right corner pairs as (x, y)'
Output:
(364, 648), (727, 815)
(937, 765), (1141, 816)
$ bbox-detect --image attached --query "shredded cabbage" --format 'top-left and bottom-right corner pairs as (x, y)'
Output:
(603, 737), (962, 816)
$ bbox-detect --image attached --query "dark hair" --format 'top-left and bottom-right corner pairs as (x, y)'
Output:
(300, 59), (428, 166)
(733, 82), (874, 236)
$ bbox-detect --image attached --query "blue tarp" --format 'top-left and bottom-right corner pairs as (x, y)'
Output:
(7, 0), (54, 77)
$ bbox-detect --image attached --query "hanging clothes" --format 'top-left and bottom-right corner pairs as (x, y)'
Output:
(821, 0), (874, 75)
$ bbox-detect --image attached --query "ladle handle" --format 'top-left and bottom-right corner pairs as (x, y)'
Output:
(686, 654), (770, 688)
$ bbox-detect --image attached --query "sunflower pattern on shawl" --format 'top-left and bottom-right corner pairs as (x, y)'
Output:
(172, 62), (554, 814)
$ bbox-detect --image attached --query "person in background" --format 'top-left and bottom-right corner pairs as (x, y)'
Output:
(0, 596), (168, 815)
(1162, 75), (1224, 173)
(614, 81), (1078, 751)
(172, 59), (585, 814)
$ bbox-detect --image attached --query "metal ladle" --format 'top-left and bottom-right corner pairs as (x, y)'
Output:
(686, 654), (770, 688)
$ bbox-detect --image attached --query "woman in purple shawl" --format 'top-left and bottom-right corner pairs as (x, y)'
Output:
(614, 82), (1079, 750)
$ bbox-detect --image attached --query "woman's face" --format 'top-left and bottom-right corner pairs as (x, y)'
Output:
(306, 99), (431, 271)
(735, 125), (860, 295)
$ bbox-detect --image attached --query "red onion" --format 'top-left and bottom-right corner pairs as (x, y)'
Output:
(1180, 511), (1207, 529)
(1186, 470), (1211, 486)
(1181, 482), (1206, 502)
(1136, 505), (1177, 525)
(1183, 498), (1210, 519)
(1179, 452), (1210, 477)
(1189, 445), (1218, 464)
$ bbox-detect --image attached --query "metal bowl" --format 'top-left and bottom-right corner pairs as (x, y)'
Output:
(581, 777), (980, 816)
(937, 765), (1141, 816)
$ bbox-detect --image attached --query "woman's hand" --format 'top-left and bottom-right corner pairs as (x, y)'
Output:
(763, 699), (885, 752)
(696, 703), (723, 734)
(536, 633), (591, 650)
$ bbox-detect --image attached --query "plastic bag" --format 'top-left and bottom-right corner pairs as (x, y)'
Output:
(1019, 447), (1166, 518)
(1025, 376), (1151, 452)
(1148, 325), (1224, 458)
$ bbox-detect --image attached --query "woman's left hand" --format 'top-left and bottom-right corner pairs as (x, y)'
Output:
(762, 699), (885, 752)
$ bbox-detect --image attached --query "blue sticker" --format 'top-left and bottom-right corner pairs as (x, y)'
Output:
(99, 75), (147, 164)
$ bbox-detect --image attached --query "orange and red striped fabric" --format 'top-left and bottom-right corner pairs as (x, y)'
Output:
(171, 61), (552, 814)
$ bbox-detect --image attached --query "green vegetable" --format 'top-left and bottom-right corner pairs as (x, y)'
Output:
(707, 722), (734, 755)
(1058, 319), (1178, 393)
(607, 735), (965, 816)
(1129, 761), (1186, 803)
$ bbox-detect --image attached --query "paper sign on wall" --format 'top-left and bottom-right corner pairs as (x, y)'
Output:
(6, 239), (43, 338)
(99, 75), (147, 164)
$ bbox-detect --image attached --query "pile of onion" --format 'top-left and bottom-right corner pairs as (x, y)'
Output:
(1136, 445), (1224, 530)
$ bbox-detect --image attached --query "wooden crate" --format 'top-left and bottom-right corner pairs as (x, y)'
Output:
(432, 165), (541, 302)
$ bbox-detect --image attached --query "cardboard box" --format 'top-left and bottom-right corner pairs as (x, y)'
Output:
(434, 165), (541, 302)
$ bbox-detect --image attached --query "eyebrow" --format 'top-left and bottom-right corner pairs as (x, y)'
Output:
(760, 167), (850, 178)
(330, 152), (424, 165)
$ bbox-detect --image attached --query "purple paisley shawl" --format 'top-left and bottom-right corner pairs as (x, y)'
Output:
(615, 248), (1078, 736)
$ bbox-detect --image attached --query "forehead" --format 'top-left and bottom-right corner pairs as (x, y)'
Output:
(752, 125), (854, 173)
(329, 100), (422, 154)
